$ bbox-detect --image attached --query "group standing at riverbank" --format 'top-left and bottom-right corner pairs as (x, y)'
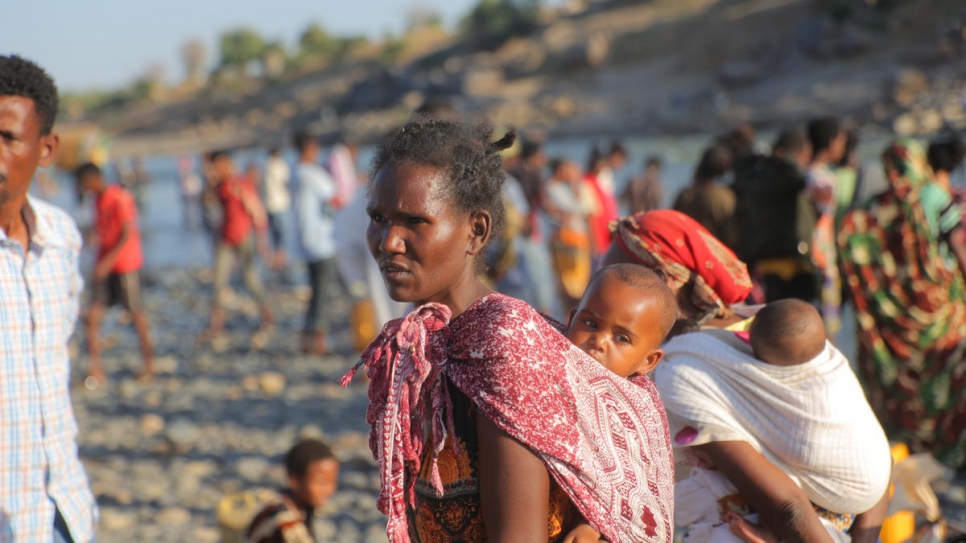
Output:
(3, 52), (966, 543)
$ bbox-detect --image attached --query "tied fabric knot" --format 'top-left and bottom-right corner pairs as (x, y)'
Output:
(339, 303), (454, 543)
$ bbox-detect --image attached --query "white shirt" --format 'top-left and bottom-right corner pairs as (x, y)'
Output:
(598, 167), (616, 197)
(263, 156), (292, 214)
(293, 162), (337, 261)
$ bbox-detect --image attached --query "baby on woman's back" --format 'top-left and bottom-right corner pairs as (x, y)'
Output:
(565, 263), (678, 380)
(559, 263), (678, 542)
(558, 265), (890, 543)
(657, 298), (892, 543)
(747, 298), (828, 369)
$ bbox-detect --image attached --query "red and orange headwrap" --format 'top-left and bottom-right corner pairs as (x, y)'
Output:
(611, 210), (752, 318)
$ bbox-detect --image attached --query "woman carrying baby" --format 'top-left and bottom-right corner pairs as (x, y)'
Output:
(603, 210), (892, 543)
(343, 119), (675, 543)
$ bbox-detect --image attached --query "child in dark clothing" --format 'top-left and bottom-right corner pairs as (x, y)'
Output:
(244, 439), (340, 543)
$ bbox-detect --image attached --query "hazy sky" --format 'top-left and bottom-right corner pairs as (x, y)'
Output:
(6, 0), (478, 92)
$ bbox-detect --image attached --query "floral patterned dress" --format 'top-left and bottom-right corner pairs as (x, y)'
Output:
(839, 139), (966, 468)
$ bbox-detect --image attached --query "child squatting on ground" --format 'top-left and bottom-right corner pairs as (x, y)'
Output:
(562, 263), (678, 542)
(244, 439), (340, 543)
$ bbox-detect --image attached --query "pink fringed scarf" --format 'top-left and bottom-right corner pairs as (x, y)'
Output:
(341, 294), (674, 543)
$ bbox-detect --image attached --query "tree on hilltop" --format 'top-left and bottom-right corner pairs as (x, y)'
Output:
(180, 38), (208, 85)
(261, 41), (288, 78)
(218, 27), (267, 72)
(380, 32), (407, 64)
(461, 0), (541, 48)
(299, 22), (339, 61)
(297, 23), (370, 66)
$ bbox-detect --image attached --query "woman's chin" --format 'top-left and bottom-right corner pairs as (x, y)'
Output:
(386, 286), (418, 304)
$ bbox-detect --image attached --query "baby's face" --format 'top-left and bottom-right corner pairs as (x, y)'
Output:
(567, 276), (665, 378)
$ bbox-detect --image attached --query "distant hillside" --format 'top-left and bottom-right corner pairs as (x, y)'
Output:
(67, 0), (966, 157)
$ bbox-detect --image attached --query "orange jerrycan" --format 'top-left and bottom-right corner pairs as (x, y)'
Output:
(880, 443), (915, 543)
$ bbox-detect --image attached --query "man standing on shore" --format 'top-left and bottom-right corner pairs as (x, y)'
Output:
(203, 150), (274, 349)
(292, 131), (338, 355)
(0, 55), (98, 543)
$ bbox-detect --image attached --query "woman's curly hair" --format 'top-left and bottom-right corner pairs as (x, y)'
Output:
(371, 118), (516, 247)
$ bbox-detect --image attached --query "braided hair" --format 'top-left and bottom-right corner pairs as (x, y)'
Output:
(371, 118), (515, 248)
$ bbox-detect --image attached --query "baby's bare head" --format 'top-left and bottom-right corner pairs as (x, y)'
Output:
(749, 299), (826, 367)
(567, 264), (678, 377)
(585, 264), (679, 348)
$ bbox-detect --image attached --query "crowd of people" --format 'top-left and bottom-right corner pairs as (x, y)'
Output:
(3, 50), (966, 543)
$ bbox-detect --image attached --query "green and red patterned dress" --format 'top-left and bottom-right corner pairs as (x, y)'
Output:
(839, 139), (966, 469)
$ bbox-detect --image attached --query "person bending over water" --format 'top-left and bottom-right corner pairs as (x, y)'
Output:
(341, 118), (674, 543)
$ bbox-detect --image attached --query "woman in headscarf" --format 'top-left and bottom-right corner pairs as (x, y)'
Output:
(839, 139), (966, 469)
(606, 210), (890, 543)
(342, 118), (674, 543)
(603, 210), (754, 334)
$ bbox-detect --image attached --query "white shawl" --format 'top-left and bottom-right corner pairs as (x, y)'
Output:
(654, 329), (891, 514)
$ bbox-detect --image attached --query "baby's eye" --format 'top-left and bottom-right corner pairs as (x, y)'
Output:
(615, 334), (631, 344)
(581, 318), (598, 330)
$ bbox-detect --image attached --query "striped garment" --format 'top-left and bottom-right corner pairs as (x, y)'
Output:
(0, 197), (97, 543)
(243, 492), (315, 543)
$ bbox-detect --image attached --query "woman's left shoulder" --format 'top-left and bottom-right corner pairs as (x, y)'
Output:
(465, 293), (547, 327)
(450, 294), (568, 354)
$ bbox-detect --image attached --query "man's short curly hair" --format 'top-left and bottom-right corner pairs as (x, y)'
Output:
(370, 118), (515, 247)
(0, 55), (59, 135)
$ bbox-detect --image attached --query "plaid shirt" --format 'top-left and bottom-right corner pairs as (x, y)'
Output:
(0, 197), (97, 543)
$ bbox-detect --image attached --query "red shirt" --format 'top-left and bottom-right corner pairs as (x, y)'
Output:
(585, 174), (618, 255)
(217, 177), (263, 247)
(96, 185), (143, 273)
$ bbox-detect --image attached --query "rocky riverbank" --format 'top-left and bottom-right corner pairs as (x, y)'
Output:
(70, 266), (966, 542)
(71, 267), (386, 543)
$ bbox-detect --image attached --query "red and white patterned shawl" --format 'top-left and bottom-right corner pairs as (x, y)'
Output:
(341, 293), (674, 543)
